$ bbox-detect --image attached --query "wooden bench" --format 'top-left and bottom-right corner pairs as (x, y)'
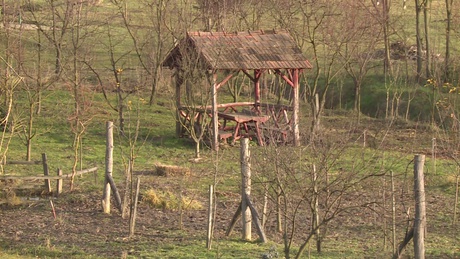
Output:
(218, 130), (233, 142)
(260, 125), (290, 145)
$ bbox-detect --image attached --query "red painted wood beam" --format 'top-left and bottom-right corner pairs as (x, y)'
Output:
(274, 69), (295, 87)
(216, 71), (238, 90)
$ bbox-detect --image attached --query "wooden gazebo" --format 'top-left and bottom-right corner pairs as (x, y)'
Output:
(162, 30), (312, 150)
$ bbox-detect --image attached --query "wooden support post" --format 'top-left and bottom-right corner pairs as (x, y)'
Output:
(241, 138), (251, 241)
(102, 121), (114, 214)
(254, 70), (262, 108)
(245, 194), (267, 243)
(211, 73), (219, 151)
(391, 171), (396, 254)
(292, 69), (300, 146)
(206, 184), (214, 250)
(175, 71), (183, 137)
(42, 153), (51, 193)
(226, 202), (241, 236)
(129, 176), (141, 237)
(106, 174), (123, 213)
(414, 154), (426, 259)
(56, 169), (62, 197)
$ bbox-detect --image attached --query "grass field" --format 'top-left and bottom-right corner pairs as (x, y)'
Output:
(0, 88), (458, 258)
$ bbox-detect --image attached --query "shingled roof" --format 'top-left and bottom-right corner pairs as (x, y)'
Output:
(162, 30), (312, 70)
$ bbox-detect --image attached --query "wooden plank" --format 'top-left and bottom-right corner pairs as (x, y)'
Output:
(5, 160), (41, 165)
(0, 167), (98, 180)
(179, 102), (255, 112)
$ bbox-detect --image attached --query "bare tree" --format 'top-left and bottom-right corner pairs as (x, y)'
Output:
(19, 29), (59, 161)
(373, 0), (393, 74)
(62, 1), (99, 190)
(414, 0), (424, 82)
(444, 0), (453, 82)
(423, 0), (431, 79)
(340, 1), (382, 122)
(84, 16), (141, 136)
(26, 0), (75, 75)
(0, 1), (24, 166)
(253, 129), (384, 258)
(174, 49), (212, 159)
(0, 65), (22, 172)
(108, 0), (174, 106)
(297, 0), (347, 137)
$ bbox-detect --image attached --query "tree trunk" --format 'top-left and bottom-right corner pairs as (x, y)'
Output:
(312, 164), (321, 253)
(382, 0), (392, 74)
(423, 0), (431, 78)
(445, 0), (452, 82)
(415, 0), (423, 83)
(195, 140), (200, 159)
(276, 186), (282, 233)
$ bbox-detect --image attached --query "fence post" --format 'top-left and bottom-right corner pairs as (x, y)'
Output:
(42, 153), (51, 193)
(206, 184), (214, 250)
(241, 138), (251, 241)
(414, 154), (426, 259)
(56, 168), (62, 197)
(102, 121), (114, 214)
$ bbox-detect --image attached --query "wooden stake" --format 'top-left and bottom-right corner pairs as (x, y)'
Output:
(50, 199), (56, 219)
(245, 194), (267, 243)
(206, 184), (214, 250)
(106, 174), (122, 213)
(42, 153), (51, 193)
(211, 73), (219, 151)
(292, 69), (300, 146)
(56, 169), (62, 197)
(241, 138), (251, 241)
(102, 121), (114, 214)
(413, 154), (426, 259)
(382, 173), (387, 250)
(226, 202), (241, 236)
(391, 170), (396, 254)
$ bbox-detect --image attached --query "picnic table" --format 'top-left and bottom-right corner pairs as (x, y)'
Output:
(178, 102), (293, 146)
(218, 111), (271, 146)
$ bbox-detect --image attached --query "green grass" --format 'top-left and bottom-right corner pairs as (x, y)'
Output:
(1, 87), (459, 258)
